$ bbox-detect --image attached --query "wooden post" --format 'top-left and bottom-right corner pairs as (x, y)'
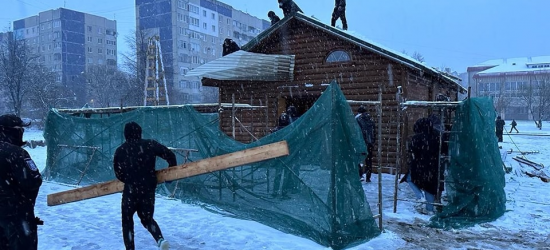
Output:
(377, 87), (384, 231)
(232, 94), (236, 139)
(47, 141), (290, 206)
(393, 87), (403, 213)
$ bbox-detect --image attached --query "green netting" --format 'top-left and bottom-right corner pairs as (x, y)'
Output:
(43, 81), (380, 249)
(429, 97), (506, 229)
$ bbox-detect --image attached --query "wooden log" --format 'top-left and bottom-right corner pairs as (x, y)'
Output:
(47, 141), (290, 206)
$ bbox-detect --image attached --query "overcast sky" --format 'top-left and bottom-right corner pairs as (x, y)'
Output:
(2, 0), (549, 73)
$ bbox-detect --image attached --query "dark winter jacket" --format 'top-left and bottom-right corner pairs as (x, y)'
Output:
(268, 11), (281, 25)
(0, 126), (42, 217)
(495, 118), (505, 132)
(408, 118), (441, 195)
(278, 0), (303, 17)
(511, 120), (517, 127)
(222, 39), (240, 56)
(335, 0), (346, 8)
(113, 122), (177, 193)
(286, 106), (300, 123)
(356, 113), (375, 145)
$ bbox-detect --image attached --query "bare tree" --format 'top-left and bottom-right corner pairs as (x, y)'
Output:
(412, 51), (425, 63)
(520, 79), (537, 120)
(26, 65), (64, 119)
(83, 65), (131, 108)
(0, 32), (39, 116)
(533, 75), (550, 121)
(519, 75), (550, 122)
(120, 29), (150, 106)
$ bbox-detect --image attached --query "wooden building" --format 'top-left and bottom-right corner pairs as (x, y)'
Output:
(188, 13), (466, 171)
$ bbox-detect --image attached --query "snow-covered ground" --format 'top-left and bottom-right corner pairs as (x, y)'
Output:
(23, 120), (550, 249)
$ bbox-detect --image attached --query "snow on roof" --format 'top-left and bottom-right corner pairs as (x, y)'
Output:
(243, 13), (465, 92)
(474, 56), (550, 75)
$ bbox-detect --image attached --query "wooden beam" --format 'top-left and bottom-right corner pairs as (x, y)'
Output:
(47, 141), (289, 206)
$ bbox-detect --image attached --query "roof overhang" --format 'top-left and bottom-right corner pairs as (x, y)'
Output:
(185, 50), (295, 81)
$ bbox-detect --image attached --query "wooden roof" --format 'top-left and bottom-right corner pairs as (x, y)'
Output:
(241, 13), (466, 93)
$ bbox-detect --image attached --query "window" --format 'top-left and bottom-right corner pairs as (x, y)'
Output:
(189, 5), (199, 14)
(98, 28), (103, 34)
(203, 22), (207, 29)
(87, 36), (93, 42)
(98, 48), (103, 54)
(326, 50), (351, 63)
(203, 10), (206, 17)
(190, 42), (200, 52)
(211, 13), (215, 19)
(87, 26), (92, 32)
(54, 20), (61, 28)
(211, 25), (216, 32)
(88, 58), (94, 64)
(190, 17), (199, 27)
(98, 38), (103, 44)
(177, 0), (186, 9)
(88, 47), (93, 53)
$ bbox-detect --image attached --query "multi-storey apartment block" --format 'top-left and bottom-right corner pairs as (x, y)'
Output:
(11, 8), (117, 104)
(136, 0), (270, 103)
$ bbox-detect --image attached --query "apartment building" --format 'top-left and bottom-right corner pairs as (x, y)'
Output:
(136, 0), (270, 103)
(467, 56), (550, 120)
(11, 8), (117, 104)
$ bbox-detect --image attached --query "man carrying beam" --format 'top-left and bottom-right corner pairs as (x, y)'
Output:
(114, 122), (177, 250)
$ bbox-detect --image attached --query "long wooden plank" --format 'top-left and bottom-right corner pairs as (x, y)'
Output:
(47, 141), (289, 206)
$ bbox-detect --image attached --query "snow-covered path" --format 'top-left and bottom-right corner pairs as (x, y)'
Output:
(24, 120), (550, 249)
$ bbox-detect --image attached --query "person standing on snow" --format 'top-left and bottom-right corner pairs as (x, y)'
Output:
(509, 119), (519, 133)
(404, 117), (441, 215)
(114, 122), (177, 250)
(331, 0), (348, 30)
(356, 106), (375, 182)
(495, 116), (505, 142)
(0, 114), (43, 250)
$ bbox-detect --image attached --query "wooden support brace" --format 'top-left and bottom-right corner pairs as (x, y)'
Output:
(47, 141), (289, 206)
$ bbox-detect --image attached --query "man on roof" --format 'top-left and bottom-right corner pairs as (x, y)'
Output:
(278, 0), (303, 17)
(331, 0), (348, 30)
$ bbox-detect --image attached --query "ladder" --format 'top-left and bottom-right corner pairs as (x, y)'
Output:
(392, 96), (462, 213)
(143, 35), (169, 106)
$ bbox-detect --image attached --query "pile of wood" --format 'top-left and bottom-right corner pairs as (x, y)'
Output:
(513, 156), (548, 183)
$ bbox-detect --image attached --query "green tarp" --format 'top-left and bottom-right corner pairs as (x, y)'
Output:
(43, 82), (380, 249)
(429, 97), (507, 229)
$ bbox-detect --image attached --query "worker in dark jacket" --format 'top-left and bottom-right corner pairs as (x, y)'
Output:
(356, 106), (375, 182)
(114, 122), (177, 250)
(268, 11), (281, 25)
(495, 116), (505, 142)
(278, 0), (303, 17)
(0, 114), (42, 250)
(331, 0), (348, 30)
(222, 38), (240, 56)
(406, 117), (440, 214)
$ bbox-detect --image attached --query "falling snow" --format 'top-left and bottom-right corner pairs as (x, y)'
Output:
(22, 120), (550, 249)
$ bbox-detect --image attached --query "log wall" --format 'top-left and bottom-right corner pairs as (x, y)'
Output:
(204, 19), (459, 173)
